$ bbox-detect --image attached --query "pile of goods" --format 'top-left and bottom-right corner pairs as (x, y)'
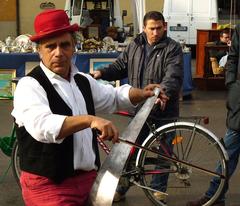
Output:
(0, 34), (37, 53)
(81, 38), (104, 52)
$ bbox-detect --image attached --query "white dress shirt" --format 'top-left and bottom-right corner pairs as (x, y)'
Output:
(12, 62), (134, 171)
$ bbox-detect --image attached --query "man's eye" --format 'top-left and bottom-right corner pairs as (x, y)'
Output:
(61, 42), (71, 49)
(46, 44), (56, 50)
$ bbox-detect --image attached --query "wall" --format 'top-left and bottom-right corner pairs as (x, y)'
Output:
(19, 0), (65, 35)
(0, 0), (17, 40)
(119, 0), (164, 25)
(145, 0), (164, 13)
(119, 0), (133, 25)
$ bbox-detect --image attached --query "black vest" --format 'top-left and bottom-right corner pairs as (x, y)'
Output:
(16, 66), (100, 183)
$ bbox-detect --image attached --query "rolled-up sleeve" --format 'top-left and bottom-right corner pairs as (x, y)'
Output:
(12, 77), (66, 143)
(84, 74), (135, 113)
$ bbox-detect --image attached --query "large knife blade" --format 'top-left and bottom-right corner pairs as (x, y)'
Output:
(89, 88), (160, 206)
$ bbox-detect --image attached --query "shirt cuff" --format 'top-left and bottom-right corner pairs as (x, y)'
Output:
(116, 84), (137, 109)
(44, 114), (67, 143)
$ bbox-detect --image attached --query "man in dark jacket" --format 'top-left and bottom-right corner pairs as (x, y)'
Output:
(186, 25), (240, 206)
(92, 11), (183, 202)
(209, 29), (231, 63)
(209, 29), (231, 75)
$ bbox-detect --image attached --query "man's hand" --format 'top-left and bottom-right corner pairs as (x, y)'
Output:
(90, 116), (119, 143)
(227, 40), (231, 47)
(143, 84), (169, 111)
(141, 84), (159, 98)
(155, 89), (169, 111)
(129, 84), (169, 108)
(90, 70), (102, 79)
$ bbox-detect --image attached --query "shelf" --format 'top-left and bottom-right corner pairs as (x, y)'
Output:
(193, 76), (226, 90)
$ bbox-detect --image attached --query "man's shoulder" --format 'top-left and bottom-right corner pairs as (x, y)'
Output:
(166, 36), (180, 45)
(162, 37), (181, 50)
(131, 33), (145, 45)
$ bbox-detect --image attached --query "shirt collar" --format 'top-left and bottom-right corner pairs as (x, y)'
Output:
(40, 61), (79, 82)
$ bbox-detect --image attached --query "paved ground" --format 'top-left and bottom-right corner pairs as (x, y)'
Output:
(0, 89), (239, 206)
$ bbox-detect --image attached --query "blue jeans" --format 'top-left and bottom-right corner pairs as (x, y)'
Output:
(205, 129), (240, 202)
(117, 119), (174, 194)
(150, 132), (174, 191)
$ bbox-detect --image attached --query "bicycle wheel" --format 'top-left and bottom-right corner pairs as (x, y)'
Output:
(11, 140), (21, 186)
(136, 122), (228, 206)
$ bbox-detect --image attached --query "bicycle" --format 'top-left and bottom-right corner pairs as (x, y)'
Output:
(96, 112), (228, 206)
(3, 98), (228, 206)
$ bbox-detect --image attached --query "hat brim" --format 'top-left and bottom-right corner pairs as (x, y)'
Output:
(30, 24), (80, 42)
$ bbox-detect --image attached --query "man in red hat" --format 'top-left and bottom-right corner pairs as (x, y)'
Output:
(11, 9), (168, 206)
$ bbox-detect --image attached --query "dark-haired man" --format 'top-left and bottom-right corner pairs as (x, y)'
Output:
(209, 29), (231, 74)
(91, 11), (183, 202)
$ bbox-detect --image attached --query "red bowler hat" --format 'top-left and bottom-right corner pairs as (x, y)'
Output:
(30, 9), (80, 42)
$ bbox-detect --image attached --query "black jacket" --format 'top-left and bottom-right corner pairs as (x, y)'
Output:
(225, 25), (240, 131)
(100, 32), (183, 119)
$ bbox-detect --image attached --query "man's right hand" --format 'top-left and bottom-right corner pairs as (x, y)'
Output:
(90, 70), (102, 79)
(90, 116), (119, 143)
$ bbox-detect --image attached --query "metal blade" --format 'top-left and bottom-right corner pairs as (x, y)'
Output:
(89, 88), (160, 206)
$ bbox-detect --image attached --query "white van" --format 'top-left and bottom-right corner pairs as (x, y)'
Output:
(163, 0), (218, 45)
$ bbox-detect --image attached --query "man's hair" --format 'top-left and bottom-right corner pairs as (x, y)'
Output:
(143, 11), (165, 26)
(220, 29), (230, 37)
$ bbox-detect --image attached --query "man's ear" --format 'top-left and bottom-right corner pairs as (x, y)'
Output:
(164, 22), (167, 31)
(143, 26), (146, 32)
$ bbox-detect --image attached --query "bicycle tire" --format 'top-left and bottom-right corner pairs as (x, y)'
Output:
(135, 121), (228, 206)
(11, 140), (21, 187)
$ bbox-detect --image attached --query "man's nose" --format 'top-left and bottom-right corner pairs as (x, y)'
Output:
(55, 46), (63, 56)
(153, 29), (159, 35)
